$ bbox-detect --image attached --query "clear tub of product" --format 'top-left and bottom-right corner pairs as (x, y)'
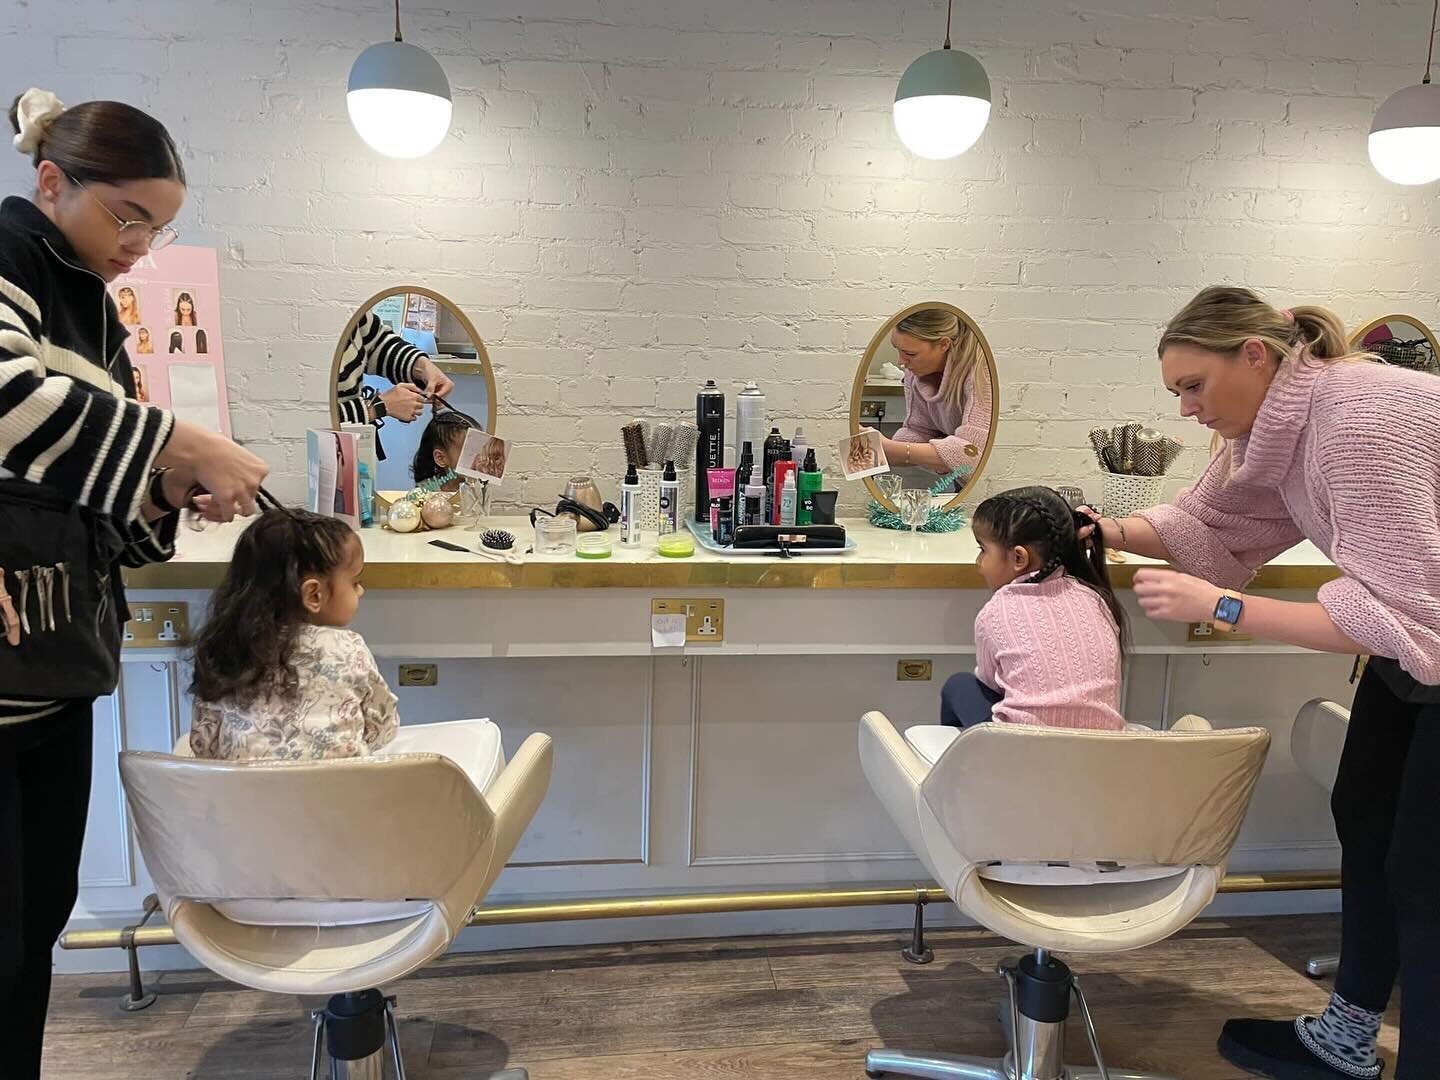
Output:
(534, 515), (577, 556)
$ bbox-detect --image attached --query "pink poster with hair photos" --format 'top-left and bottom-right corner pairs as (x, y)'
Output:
(110, 245), (232, 436)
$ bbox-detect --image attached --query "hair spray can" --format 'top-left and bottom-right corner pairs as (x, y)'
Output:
(736, 381), (766, 460)
(695, 380), (725, 522)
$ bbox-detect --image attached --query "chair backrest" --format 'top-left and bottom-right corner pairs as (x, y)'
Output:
(919, 722), (1270, 870)
(1290, 698), (1349, 793)
(120, 751), (497, 906)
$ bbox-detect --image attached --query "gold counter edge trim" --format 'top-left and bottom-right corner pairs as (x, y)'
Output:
(124, 563), (1342, 591)
(61, 870), (1339, 950)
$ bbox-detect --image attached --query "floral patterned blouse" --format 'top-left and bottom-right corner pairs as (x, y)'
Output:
(190, 625), (399, 761)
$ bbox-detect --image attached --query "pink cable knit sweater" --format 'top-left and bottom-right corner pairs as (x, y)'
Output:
(893, 360), (993, 472)
(1137, 356), (1440, 685)
(975, 571), (1126, 730)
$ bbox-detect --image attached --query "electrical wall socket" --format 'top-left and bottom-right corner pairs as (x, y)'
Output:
(124, 601), (190, 648)
(651, 598), (724, 642)
(398, 664), (439, 687)
(1187, 622), (1251, 644)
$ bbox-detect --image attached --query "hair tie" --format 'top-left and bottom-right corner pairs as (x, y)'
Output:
(1281, 308), (1295, 324)
(12, 88), (65, 157)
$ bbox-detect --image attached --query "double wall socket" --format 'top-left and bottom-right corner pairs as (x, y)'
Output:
(124, 601), (190, 647)
(1187, 621), (1252, 644)
(651, 598), (724, 642)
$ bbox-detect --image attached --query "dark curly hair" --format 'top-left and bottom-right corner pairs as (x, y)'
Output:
(973, 485), (1128, 654)
(189, 508), (356, 705)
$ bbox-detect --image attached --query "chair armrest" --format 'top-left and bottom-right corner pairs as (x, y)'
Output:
(484, 733), (554, 866)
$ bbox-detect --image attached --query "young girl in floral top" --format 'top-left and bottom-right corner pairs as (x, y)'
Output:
(188, 508), (397, 760)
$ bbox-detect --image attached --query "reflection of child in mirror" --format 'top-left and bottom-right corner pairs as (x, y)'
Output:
(871, 308), (993, 476)
(942, 486), (1127, 731)
(412, 408), (481, 491)
(116, 285), (141, 325)
(135, 326), (153, 354)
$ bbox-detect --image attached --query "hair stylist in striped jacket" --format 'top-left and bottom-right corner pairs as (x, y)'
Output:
(0, 88), (267, 1077)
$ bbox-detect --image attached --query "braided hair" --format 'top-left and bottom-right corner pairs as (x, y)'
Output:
(972, 485), (1128, 653)
(412, 406), (482, 483)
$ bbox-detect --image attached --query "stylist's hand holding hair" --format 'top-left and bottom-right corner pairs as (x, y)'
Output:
(154, 420), (268, 520)
(412, 355), (454, 400)
(377, 381), (426, 422)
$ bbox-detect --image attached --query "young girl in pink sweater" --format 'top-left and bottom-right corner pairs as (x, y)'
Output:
(941, 485), (1127, 730)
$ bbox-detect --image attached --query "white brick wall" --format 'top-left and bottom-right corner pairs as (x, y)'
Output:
(4, 0), (1438, 512)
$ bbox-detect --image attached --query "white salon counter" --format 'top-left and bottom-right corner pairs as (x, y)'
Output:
(62, 519), (1349, 971)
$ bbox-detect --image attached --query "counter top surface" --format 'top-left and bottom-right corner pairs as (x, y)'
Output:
(124, 516), (1339, 590)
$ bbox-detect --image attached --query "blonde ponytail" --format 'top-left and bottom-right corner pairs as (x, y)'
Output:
(1160, 286), (1371, 367)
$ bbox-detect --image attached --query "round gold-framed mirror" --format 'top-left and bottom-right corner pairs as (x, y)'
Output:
(329, 285), (498, 492)
(849, 301), (1000, 513)
(1349, 313), (1439, 376)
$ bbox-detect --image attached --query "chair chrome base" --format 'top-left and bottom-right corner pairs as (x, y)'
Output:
(1306, 953), (1339, 978)
(864, 1052), (1174, 1080)
(310, 989), (526, 1080)
(866, 950), (1178, 1080)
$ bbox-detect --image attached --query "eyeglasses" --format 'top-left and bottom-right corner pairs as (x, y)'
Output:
(66, 173), (178, 252)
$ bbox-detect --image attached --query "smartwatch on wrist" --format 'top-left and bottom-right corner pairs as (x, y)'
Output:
(1213, 590), (1245, 631)
(371, 399), (389, 420)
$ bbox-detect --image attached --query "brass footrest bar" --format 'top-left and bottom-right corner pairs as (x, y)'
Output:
(59, 870), (1340, 953)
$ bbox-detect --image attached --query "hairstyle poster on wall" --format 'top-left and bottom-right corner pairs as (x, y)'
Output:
(110, 246), (233, 437)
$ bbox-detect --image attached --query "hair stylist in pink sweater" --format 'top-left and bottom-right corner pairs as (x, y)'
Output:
(1085, 286), (1440, 1080)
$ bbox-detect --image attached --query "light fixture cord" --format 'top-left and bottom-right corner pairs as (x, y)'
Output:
(944, 0), (953, 49)
(394, 0), (403, 42)
(1426, 0), (1437, 83)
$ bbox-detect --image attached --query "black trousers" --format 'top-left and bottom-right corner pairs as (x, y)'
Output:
(939, 672), (1002, 728)
(1331, 661), (1440, 1080)
(0, 702), (95, 1080)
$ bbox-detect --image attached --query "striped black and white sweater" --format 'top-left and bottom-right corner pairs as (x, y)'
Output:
(333, 311), (426, 424)
(0, 196), (180, 725)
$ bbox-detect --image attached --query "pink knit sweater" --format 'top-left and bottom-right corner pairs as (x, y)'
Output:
(1137, 356), (1440, 685)
(975, 571), (1126, 730)
(893, 360), (993, 472)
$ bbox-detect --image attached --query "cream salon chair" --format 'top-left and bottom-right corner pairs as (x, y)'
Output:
(1290, 697), (1350, 978)
(120, 719), (553, 1080)
(860, 712), (1270, 1080)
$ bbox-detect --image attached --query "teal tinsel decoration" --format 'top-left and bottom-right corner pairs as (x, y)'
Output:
(867, 469), (970, 533)
(399, 470), (459, 505)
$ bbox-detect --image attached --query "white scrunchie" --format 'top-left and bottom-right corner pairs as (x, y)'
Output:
(13, 88), (65, 157)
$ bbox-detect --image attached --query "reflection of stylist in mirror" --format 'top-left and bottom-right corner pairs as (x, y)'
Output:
(333, 310), (456, 426)
(867, 308), (992, 478)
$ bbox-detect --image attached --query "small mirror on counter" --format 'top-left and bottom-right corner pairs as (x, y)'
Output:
(1351, 314), (1439, 376)
(329, 286), (498, 493)
(849, 301), (1000, 512)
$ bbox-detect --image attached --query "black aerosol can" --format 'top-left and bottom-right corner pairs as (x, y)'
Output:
(695, 379), (725, 522)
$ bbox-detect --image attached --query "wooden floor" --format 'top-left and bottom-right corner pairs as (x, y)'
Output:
(43, 913), (1400, 1079)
